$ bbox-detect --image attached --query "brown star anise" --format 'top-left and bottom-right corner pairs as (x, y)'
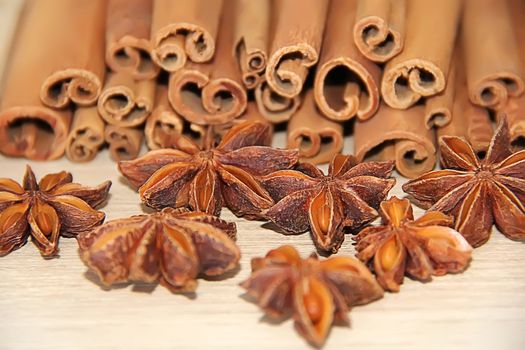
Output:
(403, 118), (525, 247)
(119, 121), (298, 218)
(0, 166), (111, 257)
(261, 154), (395, 254)
(354, 197), (473, 292)
(78, 208), (240, 292)
(240, 245), (383, 348)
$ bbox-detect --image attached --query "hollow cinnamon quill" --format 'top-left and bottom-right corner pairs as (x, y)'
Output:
(66, 106), (105, 162)
(105, 125), (143, 161)
(381, 0), (460, 109)
(254, 77), (301, 124)
(314, 0), (381, 122)
(145, 86), (184, 150)
(0, 0), (24, 91)
(424, 56), (456, 129)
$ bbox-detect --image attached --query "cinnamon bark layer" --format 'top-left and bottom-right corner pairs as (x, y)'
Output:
(105, 125), (143, 161)
(314, 0), (381, 122)
(106, 0), (159, 80)
(168, 1), (247, 125)
(145, 86), (184, 150)
(354, 103), (436, 178)
(381, 0), (460, 109)
(424, 57), (456, 129)
(287, 90), (343, 165)
(353, 0), (405, 63)
(151, 0), (223, 72)
(254, 77), (301, 124)
(265, 0), (329, 98)
(66, 106), (105, 162)
(98, 73), (156, 128)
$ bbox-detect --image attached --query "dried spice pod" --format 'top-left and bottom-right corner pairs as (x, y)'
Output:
(106, 0), (159, 80)
(265, 0), (329, 98)
(0, 166), (110, 257)
(353, 0), (405, 63)
(78, 208), (240, 292)
(151, 0), (222, 72)
(355, 197), (472, 292)
(381, 0), (460, 109)
(104, 125), (144, 161)
(424, 58), (456, 129)
(354, 103), (437, 179)
(287, 90), (343, 165)
(403, 118), (525, 247)
(66, 106), (106, 162)
(254, 77), (301, 124)
(241, 245), (383, 347)
(262, 154), (395, 254)
(145, 86), (184, 150)
(98, 73), (156, 128)
(168, 1), (247, 125)
(314, 0), (381, 122)
(233, 0), (270, 89)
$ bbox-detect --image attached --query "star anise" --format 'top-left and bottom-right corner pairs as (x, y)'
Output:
(0, 166), (111, 257)
(261, 155), (395, 254)
(354, 197), (473, 292)
(78, 208), (240, 292)
(119, 121), (298, 218)
(240, 245), (383, 348)
(403, 118), (525, 247)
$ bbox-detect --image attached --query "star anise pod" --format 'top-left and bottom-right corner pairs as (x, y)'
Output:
(0, 166), (111, 257)
(403, 118), (525, 247)
(261, 154), (395, 254)
(78, 208), (240, 292)
(119, 121), (298, 218)
(240, 245), (383, 348)
(354, 197), (473, 292)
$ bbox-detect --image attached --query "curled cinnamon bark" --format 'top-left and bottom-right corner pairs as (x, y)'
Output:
(145, 86), (184, 150)
(265, 0), (329, 98)
(314, 0), (381, 122)
(381, 0), (460, 109)
(354, 103), (436, 178)
(151, 0), (223, 72)
(353, 0), (405, 63)
(168, 1), (247, 125)
(66, 106), (105, 162)
(254, 77), (301, 124)
(0, 0), (24, 89)
(424, 56), (456, 129)
(106, 0), (159, 80)
(497, 96), (525, 150)
(105, 126), (143, 161)
(287, 90), (343, 165)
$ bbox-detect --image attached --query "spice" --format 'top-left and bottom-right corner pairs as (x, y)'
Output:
(78, 208), (240, 292)
(0, 166), (110, 257)
(241, 245), (383, 348)
(403, 118), (525, 247)
(119, 121), (298, 217)
(261, 154), (395, 254)
(354, 197), (472, 292)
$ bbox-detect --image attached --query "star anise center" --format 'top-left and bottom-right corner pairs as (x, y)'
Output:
(475, 169), (494, 180)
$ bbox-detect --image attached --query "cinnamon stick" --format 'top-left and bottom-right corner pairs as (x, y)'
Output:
(65, 106), (105, 162)
(424, 57), (456, 129)
(105, 125), (143, 161)
(0, 0), (24, 91)
(381, 0), (461, 109)
(287, 90), (343, 165)
(98, 73), (156, 128)
(353, 0), (405, 63)
(314, 0), (381, 122)
(168, 1), (247, 125)
(106, 0), (159, 80)
(151, 0), (223, 72)
(254, 77), (301, 124)
(354, 103), (437, 178)
(265, 0), (329, 98)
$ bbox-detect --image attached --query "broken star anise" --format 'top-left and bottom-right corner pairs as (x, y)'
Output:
(354, 197), (473, 292)
(240, 245), (383, 348)
(119, 120), (298, 218)
(0, 165), (111, 257)
(403, 118), (525, 247)
(78, 208), (240, 292)
(261, 154), (395, 254)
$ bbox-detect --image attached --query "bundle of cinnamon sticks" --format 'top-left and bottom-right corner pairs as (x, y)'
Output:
(1, 0), (523, 178)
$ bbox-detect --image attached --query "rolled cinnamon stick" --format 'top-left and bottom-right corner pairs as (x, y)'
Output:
(106, 0), (159, 80)
(287, 90), (343, 165)
(105, 125), (143, 161)
(381, 0), (461, 109)
(254, 77), (301, 124)
(65, 106), (105, 162)
(265, 0), (329, 98)
(98, 73), (156, 128)
(0, 0), (24, 90)
(168, 1), (247, 125)
(354, 103), (437, 178)
(145, 86), (184, 150)
(462, 0), (524, 111)
(353, 0), (405, 63)
(424, 57), (456, 129)
(314, 0), (381, 122)
(151, 0), (223, 72)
